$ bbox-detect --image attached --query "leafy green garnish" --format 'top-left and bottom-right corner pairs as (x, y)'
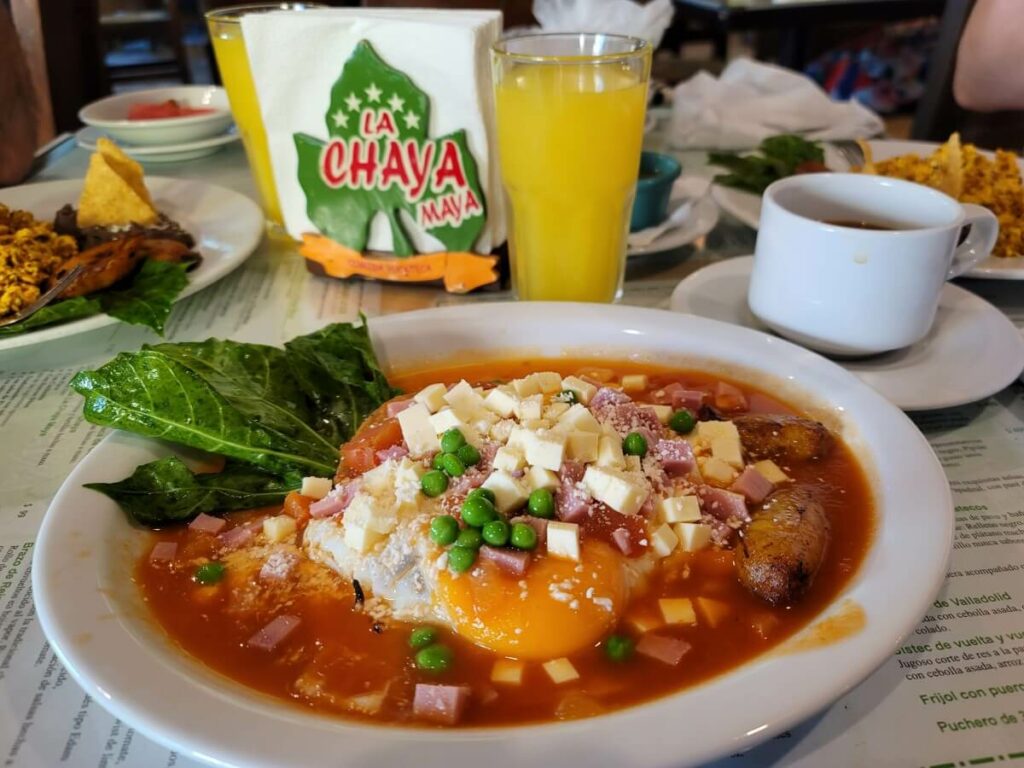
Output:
(709, 134), (826, 194)
(72, 320), (400, 525)
(0, 258), (190, 337)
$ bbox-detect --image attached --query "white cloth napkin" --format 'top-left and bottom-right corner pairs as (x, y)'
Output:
(669, 58), (885, 150)
(531, 0), (674, 46)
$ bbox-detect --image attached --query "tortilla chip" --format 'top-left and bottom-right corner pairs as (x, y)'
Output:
(77, 152), (158, 228)
(95, 137), (154, 208)
(933, 132), (964, 198)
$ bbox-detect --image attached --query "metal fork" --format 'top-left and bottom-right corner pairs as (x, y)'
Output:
(831, 140), (866, 169)
(0, 265), (83, 328)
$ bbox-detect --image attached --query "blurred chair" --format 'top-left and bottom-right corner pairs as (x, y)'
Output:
(100, 0), (191, 84)
(10, 0), (56, 145)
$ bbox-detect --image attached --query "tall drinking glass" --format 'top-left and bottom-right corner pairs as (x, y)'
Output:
(206, 3), (325, 233)
(492, 34), (651, 302)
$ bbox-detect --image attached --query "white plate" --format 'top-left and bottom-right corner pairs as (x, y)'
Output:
(710, 139), (1024, 280)
(33, 303), (952, 768)
(628, 177), (719, 257)
(78, 86), (233, 146)
(0, 177), (263, 351)
(670, 256), (1024, 410)
(76, 126), (240, 163)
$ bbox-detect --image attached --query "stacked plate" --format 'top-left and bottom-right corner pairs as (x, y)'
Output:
(77, 85), (240, 163)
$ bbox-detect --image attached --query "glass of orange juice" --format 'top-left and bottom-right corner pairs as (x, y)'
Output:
(206, 3), (325, 235)
(492, 34), (651, 302)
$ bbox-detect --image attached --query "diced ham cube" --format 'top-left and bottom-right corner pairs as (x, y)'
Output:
(413, 684), (472, 725)
(217, 522), (258, 551)
(309, 481), (359, 519)
(479, 545), (531, 577)
(149, 541), (177, 563)
(510, 515), (548, 546)
(655, 439), (695, 476)
(556, 483), (592, 523)
(714, 381), (748, 411)
(697, 486), (751, 523)
(590, 387), (631, 409)
(188, 513), (226, 535)
(376, 444), (409, 463)
(636, 633), (692, 665)
(596, 403), (661, 447)
(386, 399), (415, 417)
(654, 382), (706, 411)
(247, 615), (300, 651)
(449, 468), (487, 496)
(559, 460), (585, 484)
(729, 466), (774, 504)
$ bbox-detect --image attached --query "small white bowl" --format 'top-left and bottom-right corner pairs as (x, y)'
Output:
(78, 85), (233, 147)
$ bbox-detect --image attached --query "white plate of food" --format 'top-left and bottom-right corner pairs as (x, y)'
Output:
(0, 176), (263, 351)
(78, 85), (233, 146)
(33, 303), (952, 768)
(76, 125), (240, 163)
(711, 137), (1024, 280)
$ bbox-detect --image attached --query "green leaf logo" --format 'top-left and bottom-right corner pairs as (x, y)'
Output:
(294, 41), (487, 257)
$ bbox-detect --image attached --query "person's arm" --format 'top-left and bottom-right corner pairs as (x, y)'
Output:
(0, 3), (38, 186)
(953, 0), (1024, 112)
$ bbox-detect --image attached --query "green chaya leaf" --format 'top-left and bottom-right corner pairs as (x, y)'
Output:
(86, 457), (295, 526)
(0, 296), (101, 337)
(295, 40), (487, 256)
(709, 134), (825, 194)
(99, 259), (189, 335)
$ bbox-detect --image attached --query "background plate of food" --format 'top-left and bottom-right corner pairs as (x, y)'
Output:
(0, 139), (263, 351)
(33, 304), (952, 768)
(710, 135), (1024, 280)
(76, 125), (241, 163)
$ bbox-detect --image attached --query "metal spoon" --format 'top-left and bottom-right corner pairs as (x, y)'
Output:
(0, 265), (84, 329)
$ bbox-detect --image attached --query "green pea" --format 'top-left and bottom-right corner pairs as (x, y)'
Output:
(456, 527), (483, 549)
(409, 626), (438, 649)
(439, 453), (466, 477)
(447, 545), (477, 573)
(429, 515), (459, 546)
(432, 453), (446, 470)
(604, 634), (635, 662)
(440, 428), (467, 454)
(456, 443), (481, 466)
(421, 469), (449, 498)
(193, 561), (224, 585)
(558, 389), (579, 404)
(669, 409), (696, 435)
(510, 522), (538, 550)
(461, 494), (497, 527)
(622, 431), (648, 457)
(481, 519), (510, 547)
(467, 487), (496, 505)
(415, 643), (454, 673)
(527, 488), (555, 519)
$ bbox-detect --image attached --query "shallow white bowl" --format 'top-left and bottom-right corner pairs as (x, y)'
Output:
(78, 86), (233, 146)
(33, 303), (953, 768)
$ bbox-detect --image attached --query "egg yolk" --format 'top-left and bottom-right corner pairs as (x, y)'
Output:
(436, 540), (627, 659)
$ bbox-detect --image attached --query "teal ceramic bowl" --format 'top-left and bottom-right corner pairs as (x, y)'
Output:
(630, 151), (682, 231)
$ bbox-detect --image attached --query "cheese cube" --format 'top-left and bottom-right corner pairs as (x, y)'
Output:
(621, 374), (648, 392)
(300, 476), (332, 500)
(560, 376), (597, 405)
(557, 403), (601, 433)
(659, 598), (698, 625)
(343, 523), (382, 554)
(522, 430), (566, 472)
(515, 394), (543, 421)
(491, 659), (524, 685)
(581, 466), (647, 516)
(521, 418), (551, 431)
(711, 435), (744, 469)
(481, 470), (529, 513)
(444, 380), (487, 418)
(649, 522), (679, 557)
(263, 515), (297, 544)
(533, 371), (563, 394)
(696, 596), (731, 628)
(397, 403), (440, 458)
(414, 383), (448, 414)
(567, 431), (600, 463)
(597, 434), (626, 468)
(701, 456), (738, 486)
(542, 657), (579, 684)
(429, 407), (465, 434)
(484, 386), (519, 418)
(657, 495), (702, 524)
(490, 419), (515, 443)
(626, 613), (662, 634)
(506, 426), (530, 451)
(543, 401), (571, 421)
(492, 446), (526, 472)
(546, 520), (581, 561)
(625, 455), (643, 473)
(696, 421), (740, 442)
(511, 376), (541, 397)
(674, 523), (713, 552)
(650, 404), (673, 425)
(753, 459), (791, 484)
(526, 465), (559, 491)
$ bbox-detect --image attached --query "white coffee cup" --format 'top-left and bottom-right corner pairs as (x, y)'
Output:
(748, 173), (999, 356)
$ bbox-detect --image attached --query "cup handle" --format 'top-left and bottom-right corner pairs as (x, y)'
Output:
(948, 204), (999, 279)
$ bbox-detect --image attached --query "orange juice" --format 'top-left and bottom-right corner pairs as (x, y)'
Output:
(495, 62), (647, 301)
(208, 15), (283, 226)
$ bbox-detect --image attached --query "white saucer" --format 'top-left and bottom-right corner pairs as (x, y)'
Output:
(76, 126), (239, 163)
(669, 256), (1024, 410)
(628, 176), (720, 257)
